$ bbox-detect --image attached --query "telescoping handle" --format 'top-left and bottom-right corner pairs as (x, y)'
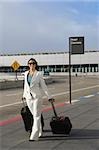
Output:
(50, 101), (58, 118)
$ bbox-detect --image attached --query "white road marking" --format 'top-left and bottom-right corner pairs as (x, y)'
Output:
(5, 88), (54, 97)
(0, 101), (23, 108)
(71, 99), (80, 103)
(6, 93), (22, 96)
(71, 85), (99, 93)
(52, 85), (99, 97)
(65, 99), (80, 104)
(0, 85), (99, 108)
(84, 95), (94, 98)
(6, 92), (22, 96)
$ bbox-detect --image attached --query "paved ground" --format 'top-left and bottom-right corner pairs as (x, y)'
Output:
(0, 76), (99, 150)
(0, 76), (99, 121)
(0, 93), (99, 150)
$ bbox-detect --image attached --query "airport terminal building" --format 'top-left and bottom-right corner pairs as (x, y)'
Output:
(0, 51), (99, 75)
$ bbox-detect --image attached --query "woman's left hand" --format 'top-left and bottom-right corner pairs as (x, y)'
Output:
(48, 98), (55, 102)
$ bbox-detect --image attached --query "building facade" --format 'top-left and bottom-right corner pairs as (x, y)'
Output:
(0, 51), (99, 74)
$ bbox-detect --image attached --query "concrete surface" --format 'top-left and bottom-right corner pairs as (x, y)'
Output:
(0, 75), (99, 150)
(0, 93), (99, 150)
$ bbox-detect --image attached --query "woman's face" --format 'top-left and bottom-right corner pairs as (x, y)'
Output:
(28, 60), (36, 69)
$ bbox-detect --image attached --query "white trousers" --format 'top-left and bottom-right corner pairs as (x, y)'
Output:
(26, 98), (42, 140)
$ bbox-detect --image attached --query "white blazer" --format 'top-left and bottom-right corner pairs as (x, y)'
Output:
(23, 70), (52, 100)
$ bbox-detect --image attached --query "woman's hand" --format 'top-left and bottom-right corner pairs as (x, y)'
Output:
(48, 98), (55, 102)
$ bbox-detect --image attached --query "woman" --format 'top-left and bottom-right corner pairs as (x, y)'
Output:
(22, 58), (54, 141)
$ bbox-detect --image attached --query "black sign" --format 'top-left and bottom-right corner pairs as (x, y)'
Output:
(69, 37), (84, 54)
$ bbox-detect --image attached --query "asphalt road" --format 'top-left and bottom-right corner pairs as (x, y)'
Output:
(0, 75), (99, 150)
(0, 76), (99, 121)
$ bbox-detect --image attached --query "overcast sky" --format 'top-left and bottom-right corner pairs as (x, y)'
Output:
(0, 0), (99, 54)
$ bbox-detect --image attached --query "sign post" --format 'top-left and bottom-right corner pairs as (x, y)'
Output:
(69, 37), (84, 104)
(69, 39), (72, 104)
(11, 61), (20, 80)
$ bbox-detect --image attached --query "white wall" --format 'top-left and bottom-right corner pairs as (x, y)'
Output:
(0, 51), (99, 67)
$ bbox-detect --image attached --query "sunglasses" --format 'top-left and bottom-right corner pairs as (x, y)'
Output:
(28, 62), (35, 65)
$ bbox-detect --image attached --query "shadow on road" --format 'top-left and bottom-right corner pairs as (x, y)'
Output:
(40, 129), (99, 141)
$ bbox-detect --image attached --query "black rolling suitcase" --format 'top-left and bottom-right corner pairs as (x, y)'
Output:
(21, 98), (44, 132)
(50, 101), (72, 134)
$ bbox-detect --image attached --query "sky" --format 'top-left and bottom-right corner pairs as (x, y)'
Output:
(0, 0), (99, 54)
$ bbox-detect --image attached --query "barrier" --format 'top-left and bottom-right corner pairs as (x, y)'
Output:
(0, 77), (53, 90)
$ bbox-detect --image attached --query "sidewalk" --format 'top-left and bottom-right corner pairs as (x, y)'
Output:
(1, 93), (99, 150)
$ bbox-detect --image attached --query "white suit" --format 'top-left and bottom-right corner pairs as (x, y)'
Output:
(23, 70), (52, 140)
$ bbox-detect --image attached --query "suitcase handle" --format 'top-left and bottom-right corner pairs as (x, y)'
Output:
(50, 101), (58, 118)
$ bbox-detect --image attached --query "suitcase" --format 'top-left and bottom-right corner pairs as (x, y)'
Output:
(21, 98), (44, 132)
(50, 101), (72, 134)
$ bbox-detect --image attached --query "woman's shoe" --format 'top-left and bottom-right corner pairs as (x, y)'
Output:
(29, 138), (39, 141)
(39, 133), (43, 138)
(29, 139), (34, 142)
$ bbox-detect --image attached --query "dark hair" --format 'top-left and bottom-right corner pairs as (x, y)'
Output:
(28, 58), (39, 71)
